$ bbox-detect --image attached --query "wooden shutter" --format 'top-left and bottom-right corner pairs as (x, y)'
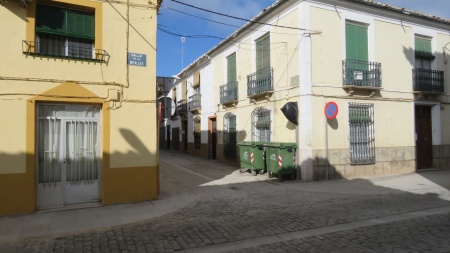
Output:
(66, 10), (95, 39)
(346, 23), (368, 61)
(36, 5), (94, 40)
(227, 53), (237, 83)
(36, 5), (67, 36)
(193, 72), (200, 88)
(415, 37), (434, 59)
(194, 117), (201, 133)
(256, 35), (270, 71)
(182, 81), (187, 101)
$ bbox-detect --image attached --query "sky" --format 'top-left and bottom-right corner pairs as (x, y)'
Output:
(156, 0), (450, 77)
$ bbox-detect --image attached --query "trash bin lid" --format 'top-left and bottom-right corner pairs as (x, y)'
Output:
(237, 141), (252, 146)
(263, 142), (297, 149)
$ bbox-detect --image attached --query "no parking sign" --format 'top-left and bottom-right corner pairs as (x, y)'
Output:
(324, 101), (338, 120)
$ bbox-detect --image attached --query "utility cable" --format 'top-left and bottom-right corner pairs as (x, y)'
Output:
(158, 25), (287, 47)
(162, 5), (302, 36)
(169, 0), (307, 31)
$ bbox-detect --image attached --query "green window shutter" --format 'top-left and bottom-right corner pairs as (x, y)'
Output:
(36, 5), (94, 40)
(415, 37), (434, 59)
(66, 10), (95, 39)
(36, 5), (67, 36)
(346, 23), (368, 61)
(256, 35), (270, 71)
(227, 53), (236, 83)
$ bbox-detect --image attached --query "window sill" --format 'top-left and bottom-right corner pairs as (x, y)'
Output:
(23, 52), (108, 63)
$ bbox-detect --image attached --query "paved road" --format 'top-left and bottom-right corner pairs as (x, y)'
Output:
(1, 150), (450, 252)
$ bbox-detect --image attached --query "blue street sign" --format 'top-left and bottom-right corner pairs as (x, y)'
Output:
(128, 52), (147, 67)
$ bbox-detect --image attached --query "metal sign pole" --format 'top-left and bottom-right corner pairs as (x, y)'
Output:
(325, 117), (329, 180)
(296, 124), (300, 180)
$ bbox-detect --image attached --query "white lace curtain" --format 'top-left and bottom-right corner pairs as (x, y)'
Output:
(37, 105), (100, 184)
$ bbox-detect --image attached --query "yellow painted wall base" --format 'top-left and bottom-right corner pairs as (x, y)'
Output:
(0, 170), (35, 216)
(102, 165), (159, 205)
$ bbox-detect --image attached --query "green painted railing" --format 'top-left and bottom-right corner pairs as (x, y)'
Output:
(22, 40), (108, 62)
(247, 67), (273, 97)
(413, 68), (444, 93)
(220, 81), (238, 104)
(188, 94), (202, 111)
(176, 100), (188, 114)
(343, 59), (381, 88)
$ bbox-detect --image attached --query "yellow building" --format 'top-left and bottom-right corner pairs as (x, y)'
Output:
(0, 0), (162, 216)
(168, 0), (450, 181)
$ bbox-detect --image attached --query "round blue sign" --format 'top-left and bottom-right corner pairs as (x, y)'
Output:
(325, 102), (338, 120)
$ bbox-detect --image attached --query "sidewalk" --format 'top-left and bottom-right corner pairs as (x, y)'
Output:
(1, 149), (449, 243)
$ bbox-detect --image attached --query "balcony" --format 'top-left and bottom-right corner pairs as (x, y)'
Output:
(188, 94), (201, 112)
(247, 67), (274, 97)
(413, 68), (444, 93)
(22, 40), (109, 62)
(343, 59), (382, 89)
(177, 100), (188, 115)
(220, 81), (238, 104)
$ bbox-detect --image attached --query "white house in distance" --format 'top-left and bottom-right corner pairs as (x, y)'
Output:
(165, 0), (450, 181)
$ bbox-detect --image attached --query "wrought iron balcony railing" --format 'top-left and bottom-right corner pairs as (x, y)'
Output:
(413, 68), (444, 93)
(247, 67), (273, 97)
(22, 40), (109, 62)
(343, 59), (382, 88)
(220, 81), (238, 104)
(188, 94), (202, 111)
(176, 100), (188, 114)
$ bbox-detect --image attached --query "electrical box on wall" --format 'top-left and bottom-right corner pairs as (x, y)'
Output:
(109, 90), (120, 101)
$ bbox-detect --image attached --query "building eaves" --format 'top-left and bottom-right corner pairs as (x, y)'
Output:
(175, 0), (450, 78)
(343, 0), (450, 25)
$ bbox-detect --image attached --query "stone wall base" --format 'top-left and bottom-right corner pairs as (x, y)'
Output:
(309, 146), (416, 180)
(433, 145), (450, 170)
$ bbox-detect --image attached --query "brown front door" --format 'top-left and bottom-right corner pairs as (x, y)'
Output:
(167, 125), (171, 149)
(415, 106), (433, 170)
(172, 127), (180, 151)
(182, 121), (188, 152)
(209, 117), (217, 160)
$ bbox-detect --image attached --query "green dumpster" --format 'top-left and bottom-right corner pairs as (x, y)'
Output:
(237, 141), (266, 176)
(264, 142), (297, 181)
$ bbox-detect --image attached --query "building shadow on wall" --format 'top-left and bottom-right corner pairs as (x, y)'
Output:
(112, 128), (153, 163)
(1, 1), (28, 22)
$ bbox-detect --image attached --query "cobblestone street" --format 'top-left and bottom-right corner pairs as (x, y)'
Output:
(1, 150), (450, 253)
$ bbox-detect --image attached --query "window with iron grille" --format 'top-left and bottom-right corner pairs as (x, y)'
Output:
(35, 4), (95, 59)
(349, 103), (375, 165)
(193, 116), (201, 149)
(251, 107), (271, 142)
(223, 113), (237, 157)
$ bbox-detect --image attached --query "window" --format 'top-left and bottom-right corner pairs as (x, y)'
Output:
(193, 72), (200, 88)
(193, 116), (201, 149)
(159, 97), (173, 119)
(220, 53), (238, 104)
(182, 81), (187, 101)
(349, 103), (375, 165)
(35, 4), (95, 59)
(227, 53), (237, 83)
(223, 113), (237, 157)
(346, 22), (368, 62)
(251, 107), (271, 142)
(415, 36), (434, 69)
(256, 34), (270, 71)
(194, 86), (200, 95)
